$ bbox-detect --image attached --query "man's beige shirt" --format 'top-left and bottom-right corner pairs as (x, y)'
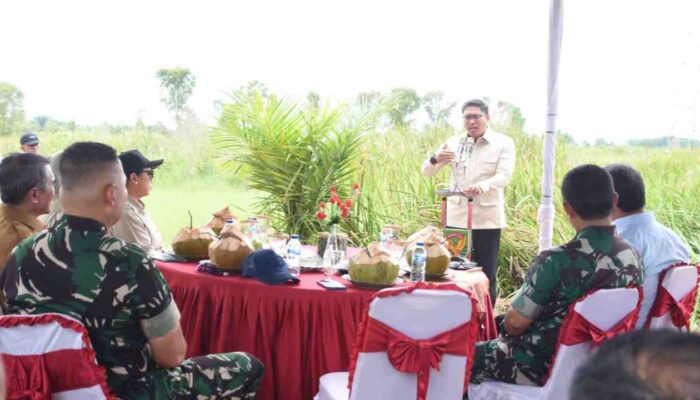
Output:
(110, 196), (163, 254)
(0, 205), (44, 270)
(421, 129), (516, 229)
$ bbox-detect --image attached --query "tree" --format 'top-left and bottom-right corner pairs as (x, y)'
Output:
(307, 91), (320, 109)
(355, 91), (382, 109)
(34, 115), (49, 131)
(422, 90), (456, 126)
(594, 138), (613, 147)
(492, 100), (526, 135)
(239, 80), (269, 100)
(0, 82), (25, 136)
(213, 91), (385, 240)
(559, 131), (575, 145)
(387, 88), (421, 127)
(155, 67), (196, 122)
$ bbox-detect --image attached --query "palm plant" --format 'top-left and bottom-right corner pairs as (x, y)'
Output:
(212, 90), (387, 242)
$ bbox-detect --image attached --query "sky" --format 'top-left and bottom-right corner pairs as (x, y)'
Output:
(1, 0), (699, 143)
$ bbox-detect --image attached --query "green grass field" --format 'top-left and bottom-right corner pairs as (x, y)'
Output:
(147, 177), (261, 246)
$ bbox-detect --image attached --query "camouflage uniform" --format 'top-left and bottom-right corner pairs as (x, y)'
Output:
(1, 215), (263, 399)
(471, 226), (643, 386)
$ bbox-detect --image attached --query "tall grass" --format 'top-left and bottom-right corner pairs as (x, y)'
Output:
(356, 125), (699, 295)
(0, 128), (237, 186)
(2, 119), (698, 300)
(354, 123), (574, 295)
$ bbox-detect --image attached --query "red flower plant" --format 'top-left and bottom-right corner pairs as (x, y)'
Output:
(317, 183), (360, 225)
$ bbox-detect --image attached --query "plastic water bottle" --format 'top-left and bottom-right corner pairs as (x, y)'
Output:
(410, 242), (427, 282)
(379, 228), (390, 250)
(247, 217), (263, 249)
(287, 234), (302, 276)
(222, 218), (236, 234)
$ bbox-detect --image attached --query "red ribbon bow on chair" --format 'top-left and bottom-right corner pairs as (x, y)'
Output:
(542, 287), (642, 385)
(647, 286), (697, 330)
(357, 318), (473, 400)
(646, 264), (700, 330)
(3, 356), (51, 400)
(347, 283), (479, 400)
(558, 307), (639, 347)
(387, 334), (449, 375)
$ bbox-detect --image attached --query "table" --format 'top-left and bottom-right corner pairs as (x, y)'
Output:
(156, 261), (496, 400)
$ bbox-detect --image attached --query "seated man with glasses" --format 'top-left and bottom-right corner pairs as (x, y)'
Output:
(110, 149), (164, 255)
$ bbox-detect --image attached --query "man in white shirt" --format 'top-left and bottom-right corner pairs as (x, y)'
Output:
(605, 163), (691, 328)
(422, 99), (516, 304)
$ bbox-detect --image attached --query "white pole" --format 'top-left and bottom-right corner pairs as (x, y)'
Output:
(537, 0), (563, 252)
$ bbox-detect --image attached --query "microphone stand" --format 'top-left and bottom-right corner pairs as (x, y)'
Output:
(437, 133), (477, 265)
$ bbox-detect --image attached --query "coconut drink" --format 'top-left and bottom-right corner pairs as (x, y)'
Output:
(172, 211), (216, 259)
(348, 242), (400, 285)
(206, 206), (238, 235)
(208, 231), (254, 271)
(405, 226), (451, 275)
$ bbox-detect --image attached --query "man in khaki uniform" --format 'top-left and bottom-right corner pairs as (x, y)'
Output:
(422, 99), (516, 304)
(0, 153), (55, 269)
(110, 149), (163, 254)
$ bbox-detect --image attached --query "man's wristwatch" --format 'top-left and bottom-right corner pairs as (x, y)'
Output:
(429, 155), (438, 165)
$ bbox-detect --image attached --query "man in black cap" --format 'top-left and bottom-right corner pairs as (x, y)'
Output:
(110, 149), (164, 254)
(20, 132), (40, 154)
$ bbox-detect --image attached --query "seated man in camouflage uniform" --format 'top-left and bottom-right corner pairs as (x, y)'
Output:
(470, 164), (643, 387)
(0, 142), (264, 399)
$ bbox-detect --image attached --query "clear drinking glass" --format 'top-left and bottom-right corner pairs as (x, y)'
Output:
(322, 224), (340, 281)
(387, 239), (407, 264)
(269, 234), (288, 257)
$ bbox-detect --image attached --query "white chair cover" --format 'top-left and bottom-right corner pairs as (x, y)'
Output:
(0, 313), (110, 399)
(468, 287), (640, 400)
(647, 265), (698, 331)
(318, 287), (475, 400)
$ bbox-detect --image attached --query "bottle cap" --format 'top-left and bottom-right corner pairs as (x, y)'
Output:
(291, 234), (300, 239)
(416, 242), (424, 246)
(226, 218), (234, 224)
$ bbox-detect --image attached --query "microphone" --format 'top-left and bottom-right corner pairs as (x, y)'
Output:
(452, 136), (475, 200)
(458, 136), (475, 165)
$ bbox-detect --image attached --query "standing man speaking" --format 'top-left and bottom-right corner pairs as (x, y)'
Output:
(422, 99), (516, 304)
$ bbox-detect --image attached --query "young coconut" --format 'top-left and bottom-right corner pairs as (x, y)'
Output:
(208, 231), (254, 271)
(206, 206), (238, 235)
(405, 226), (451, 275)
(348, 242), (400, 285)
(172, 211), (216, 259)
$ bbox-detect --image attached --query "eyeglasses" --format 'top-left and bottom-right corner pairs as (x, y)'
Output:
(462, 114), (483, 121)
(142, 170), (154, 179)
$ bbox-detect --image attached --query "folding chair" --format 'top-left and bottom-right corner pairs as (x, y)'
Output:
(645, 263), (700, 331)
(317, 283), (479, 400)
(0, 313), (112, 399)
(468, 287), (642, 400)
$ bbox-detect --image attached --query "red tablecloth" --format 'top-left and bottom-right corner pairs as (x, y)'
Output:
(156, 261), (496, 400)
